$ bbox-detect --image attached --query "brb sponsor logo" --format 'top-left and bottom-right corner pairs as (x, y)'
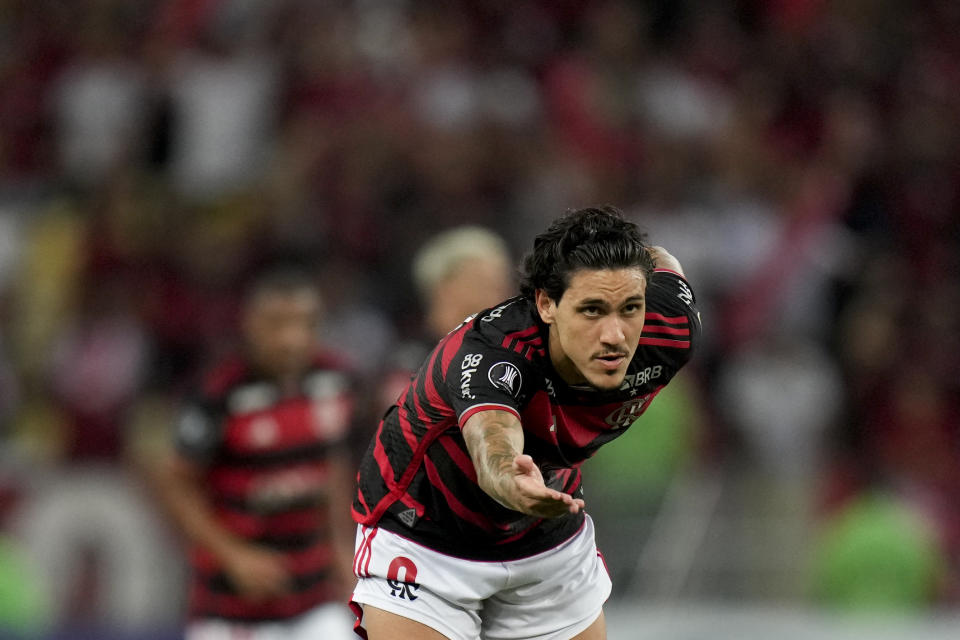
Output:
(605, 394), (653, 429)
(619, 365), (663, 391)
(488, 361), (522, 397)
(387, 556), (420, 601)
(460, 353), (483, 399)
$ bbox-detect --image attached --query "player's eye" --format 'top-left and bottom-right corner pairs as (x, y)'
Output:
(580, 306), (602, 317)
(622, 303), (643, 314)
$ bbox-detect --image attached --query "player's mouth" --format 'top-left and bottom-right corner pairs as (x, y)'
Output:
(594, 352), (628, 371)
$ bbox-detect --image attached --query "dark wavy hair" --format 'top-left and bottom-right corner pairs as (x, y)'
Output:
(244, 263), (318, 304)
(519, 206), (654, 301)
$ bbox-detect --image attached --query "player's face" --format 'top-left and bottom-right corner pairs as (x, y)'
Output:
(244, 288), (321, 379)
(431, 256), (513, 337)
(536, 268), (647, 391)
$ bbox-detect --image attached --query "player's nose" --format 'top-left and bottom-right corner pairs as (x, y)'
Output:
(598, 315), (626, 346)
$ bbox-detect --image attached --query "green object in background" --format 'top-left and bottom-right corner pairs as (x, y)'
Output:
(585, 373), (700, 505)
(811, 492), (943, 611)
(0, 536), (47, 634)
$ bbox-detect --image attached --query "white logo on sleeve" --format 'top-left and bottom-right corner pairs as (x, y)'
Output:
(678, 280), (694, 306)
(488, 362), (522, 397)
(461, 353), (483, 399)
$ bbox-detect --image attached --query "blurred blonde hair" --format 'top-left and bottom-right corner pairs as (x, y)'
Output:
(412, 226), (510, 300)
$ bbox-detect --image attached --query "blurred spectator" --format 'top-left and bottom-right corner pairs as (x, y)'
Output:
(47, 277), (150, 459)
(811, 491), (943, 611)
(316, 259), (397, 380)
(52, 6), (149, 187)
(717, 336), (842, 481)
(165, 3), (280, 201)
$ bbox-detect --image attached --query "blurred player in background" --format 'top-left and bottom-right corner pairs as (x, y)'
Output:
(351, 207), (701, 639)
(414, 226), (514, 342)
(377, 226), (514, 410)
(151, 267), (357, 640)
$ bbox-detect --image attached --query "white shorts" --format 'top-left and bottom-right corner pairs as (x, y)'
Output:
(350, 515), (611, 640)
(185, 602), (355, 640)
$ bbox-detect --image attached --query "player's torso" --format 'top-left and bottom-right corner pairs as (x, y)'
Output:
(208, 368), (352, 524)
(516, 362), (670, 469)
(188, 360), (353, 620)
(458, 298), (674, 467)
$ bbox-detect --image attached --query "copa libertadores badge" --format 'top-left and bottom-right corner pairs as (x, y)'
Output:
(488, 362), (522, 397)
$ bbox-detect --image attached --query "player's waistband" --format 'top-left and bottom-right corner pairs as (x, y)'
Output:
(373, 510), (586, 563)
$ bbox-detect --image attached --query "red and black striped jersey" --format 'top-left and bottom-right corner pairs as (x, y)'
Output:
(174, 353), (355, 622)
(353, 269), (700, 561)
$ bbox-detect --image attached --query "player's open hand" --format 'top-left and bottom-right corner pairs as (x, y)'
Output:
(509, 454), (585, 518)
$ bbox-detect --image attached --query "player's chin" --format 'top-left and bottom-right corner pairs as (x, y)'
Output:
(585, 368), (627, 391)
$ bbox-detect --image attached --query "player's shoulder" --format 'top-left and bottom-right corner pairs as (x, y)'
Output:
(464, 296), (547, 362)
(303, 349), (356, 397)
(439, 297), (547, 416)
(200, 354), (253, 399)
(646, 269), (697, 311)
(635, 269), (700, 368)
(308, 348), (355, 376)
(469, 296), (540, 338)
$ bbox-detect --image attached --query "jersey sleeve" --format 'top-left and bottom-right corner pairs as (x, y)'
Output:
(638, 269), (702, 373)
(442, 329), (540, 429)
(173, 399), (224, 464)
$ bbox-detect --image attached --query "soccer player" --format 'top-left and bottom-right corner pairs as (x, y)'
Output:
(351, 206), (700, 639)
(152, 267), (358, 640)
(377, 226), (514, 410)
(412, 225), (514, 342)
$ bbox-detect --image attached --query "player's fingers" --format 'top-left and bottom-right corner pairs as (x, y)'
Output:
(544, 493), (584, 515)
(540, 489), (577, 507)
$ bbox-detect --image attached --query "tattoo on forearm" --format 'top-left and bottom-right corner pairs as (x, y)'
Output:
(464, 413), (523, 506)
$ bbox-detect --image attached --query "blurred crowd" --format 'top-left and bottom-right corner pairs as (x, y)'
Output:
(0, 0), (957, 635)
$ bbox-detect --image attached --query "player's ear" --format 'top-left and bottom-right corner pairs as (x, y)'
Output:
(535, 289), (557, 324)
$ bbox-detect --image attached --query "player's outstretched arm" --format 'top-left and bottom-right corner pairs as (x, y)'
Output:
(462, 410), (584, 518)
